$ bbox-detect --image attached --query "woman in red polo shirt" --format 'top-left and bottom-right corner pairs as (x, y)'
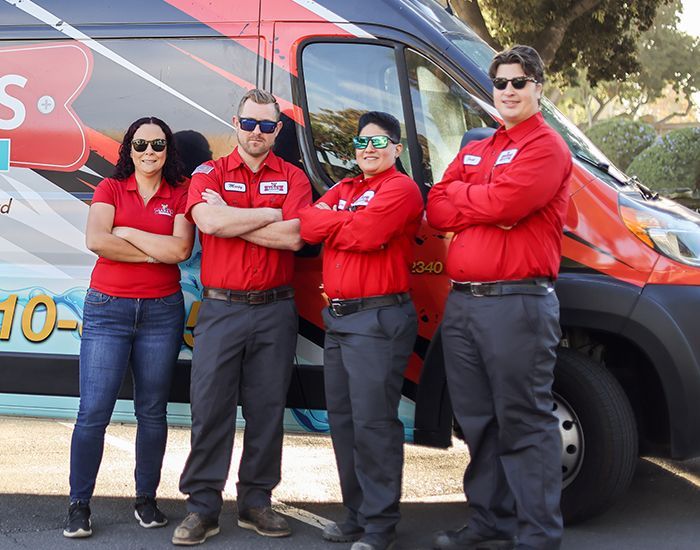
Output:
(63, 117), (194, 538)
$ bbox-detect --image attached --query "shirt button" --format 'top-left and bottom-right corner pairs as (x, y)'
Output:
(335, 264), (341, 268)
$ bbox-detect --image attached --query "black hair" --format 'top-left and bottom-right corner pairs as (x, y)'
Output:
(173, 130), (213, 176)
(489, 44), (545, 84)
(113, 116), (186, 186)
(357, 111), (401, 143)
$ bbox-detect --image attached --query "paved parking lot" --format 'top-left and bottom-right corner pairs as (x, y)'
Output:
(1, 416), (699, 549)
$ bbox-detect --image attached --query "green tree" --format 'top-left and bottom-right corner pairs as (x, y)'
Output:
(443, 0), (671, 86)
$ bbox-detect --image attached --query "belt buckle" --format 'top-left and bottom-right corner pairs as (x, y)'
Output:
(330, 300), (345, 317)
(470, 282), (487, 297)
(247, 291), (267, 305)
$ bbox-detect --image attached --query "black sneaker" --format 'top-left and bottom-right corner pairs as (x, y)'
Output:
(63, 501), (92, 538)
(134, 496), (168, 528)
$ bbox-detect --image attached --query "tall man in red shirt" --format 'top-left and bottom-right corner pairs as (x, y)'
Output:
(172, 89), (311, 545)
(300, 112), (424, 550)
(427, 46), (572, 550)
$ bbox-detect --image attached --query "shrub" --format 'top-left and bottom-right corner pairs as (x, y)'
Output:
(584, 118), (657, 171)
(627, 127), (700, 192)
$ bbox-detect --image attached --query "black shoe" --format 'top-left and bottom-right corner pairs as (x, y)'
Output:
(238, 506), (291, 537)
(432, 526), (516, 550)
(134, 496), (168, 528)
(322, 520), (364, 542)
(351, 531), (397, 550)
(171, 512), (220, 546)
(63, 501), (92, 538)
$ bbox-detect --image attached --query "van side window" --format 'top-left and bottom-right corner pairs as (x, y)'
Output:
(405, 49), (496, 185)
(301, 43), (413, 186)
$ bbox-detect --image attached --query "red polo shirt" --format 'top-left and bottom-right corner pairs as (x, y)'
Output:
(186, 148), (311, 291)
(300, 167), (424, 299)
(427, 112), (571, 282)
(90, 174), (189, 298)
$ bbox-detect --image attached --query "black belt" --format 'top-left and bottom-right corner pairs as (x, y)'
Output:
(452, 278), (553, 297)
(203, 286), (294, 305)
(328, 292), (410, 317)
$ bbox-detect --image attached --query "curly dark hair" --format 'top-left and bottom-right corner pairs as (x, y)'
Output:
(112, 116), (186, 186)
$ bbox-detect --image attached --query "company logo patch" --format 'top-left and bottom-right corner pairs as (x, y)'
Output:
(495, 149), (518, 166)
(337, 199), (347, 210)
(224, 181), (246, 192)
(192, 163), (214, 175)
(154, 203), (173, 217)
(463, 154), (481, 166)
(351, 190), (375, 208)
(260, 180), (288, 194)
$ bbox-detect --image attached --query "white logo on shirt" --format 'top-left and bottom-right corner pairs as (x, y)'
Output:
(154, 203), (173, 217)
(337, 199), (347, 210)
(260, 180), (288, 194)
(224, 182), (246, 192)
(192, 163), (214, 175)
(463, 154), (482, 166)
(495, 149), (518, 165)
(350, 190), (375, 208)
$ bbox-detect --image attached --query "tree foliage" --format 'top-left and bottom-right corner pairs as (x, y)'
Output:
(445, 0), (671, 86)
(584, 118), (656, 170)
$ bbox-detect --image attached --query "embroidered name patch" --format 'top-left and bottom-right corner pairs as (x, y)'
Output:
(351, 190), (375, 208)
(463, 154), (482, 166)
(337, 199), (347, 210)
(154, 203), (174, 217)
(495, 149), (518, 165)
(224, 182), (246, 192)
(192, 163), (214, 175)
(260, 180), (288, 194)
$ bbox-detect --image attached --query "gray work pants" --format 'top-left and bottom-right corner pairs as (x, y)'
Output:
(179, 297), (297, 517)
(322, 301), (417, 535)
(441, 290), (563, 550)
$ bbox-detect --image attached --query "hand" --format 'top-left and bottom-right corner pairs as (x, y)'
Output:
(112, 226), (131, 239)
(202, 188), (227, 206)
(315, 202), (332, 210)
(496, 224), (514, 230)
(266, 208), (283, 222)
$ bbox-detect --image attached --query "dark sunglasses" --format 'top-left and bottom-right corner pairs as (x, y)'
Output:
(131, 138), (167, 152)
(492, 76), (538, 90)
(238, 117), (278, 133)
(352, 135), (398, 149)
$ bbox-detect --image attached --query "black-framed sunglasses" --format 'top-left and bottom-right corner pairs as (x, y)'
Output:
(238, 117), (278, 133)
(352, 135), (398, 149)
(492, 76), (538, 90)
(131, 138), (167, 152)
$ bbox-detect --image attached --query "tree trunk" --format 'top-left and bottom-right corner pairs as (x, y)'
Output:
(448, 0), (502, 50)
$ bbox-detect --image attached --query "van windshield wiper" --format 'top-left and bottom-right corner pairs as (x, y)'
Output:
(624, 175), (659, 200)
(574, 150), (610, 173)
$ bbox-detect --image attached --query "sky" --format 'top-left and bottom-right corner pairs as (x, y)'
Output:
(679, 0), (699, 37)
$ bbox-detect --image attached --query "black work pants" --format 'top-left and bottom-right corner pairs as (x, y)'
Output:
(441, 290), (563, 550)
(322, 301), (417, 535)
(179, 297), (297, 517)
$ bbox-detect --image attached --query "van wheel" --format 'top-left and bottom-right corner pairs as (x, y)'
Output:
(554, 348), (638, 524)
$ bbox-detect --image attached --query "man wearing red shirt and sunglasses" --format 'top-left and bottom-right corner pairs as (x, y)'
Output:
(427, 46), (572, 550)
(300, 111), (424, 550)
(172, 89), (311, 545)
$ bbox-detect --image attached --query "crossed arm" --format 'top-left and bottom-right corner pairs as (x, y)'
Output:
(85, 203), (195, 264)
(191, 188), (303, 251)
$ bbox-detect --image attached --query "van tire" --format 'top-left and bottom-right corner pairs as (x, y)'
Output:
(554, 347), (638, 524)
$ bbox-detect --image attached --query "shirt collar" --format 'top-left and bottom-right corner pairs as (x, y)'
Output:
(495, 111), (545, 144)
(125, 173), (172, 198)
(228, 147), (284, 175)
(345, 166), (399, 186)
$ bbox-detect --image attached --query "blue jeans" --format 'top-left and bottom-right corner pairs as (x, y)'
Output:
(69, 289), (185, 502)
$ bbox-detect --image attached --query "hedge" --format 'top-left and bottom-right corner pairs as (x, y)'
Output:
(584, 118), (657, 171)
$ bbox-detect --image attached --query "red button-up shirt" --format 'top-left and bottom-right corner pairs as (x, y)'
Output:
(186, 148), (311, 291)
(300, 167), (424, 299)
(427, 112), (572, 282)
(90, 174), (189, 298)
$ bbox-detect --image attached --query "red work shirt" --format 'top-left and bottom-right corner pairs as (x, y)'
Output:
(427, 112), (571, 282)
(300, 167), (424, 299)
(186, 148), (311, 291)
(90, 174), (189, 298)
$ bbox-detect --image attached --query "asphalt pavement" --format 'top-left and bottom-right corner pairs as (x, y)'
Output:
(1, 416), (699, 549)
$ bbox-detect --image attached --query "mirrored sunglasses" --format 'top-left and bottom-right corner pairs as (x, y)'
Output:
(491, 76), (538, 90)
(131, 138), (167, 152)
(238, 117), (278, 133)
(352, 135), (398, 149)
